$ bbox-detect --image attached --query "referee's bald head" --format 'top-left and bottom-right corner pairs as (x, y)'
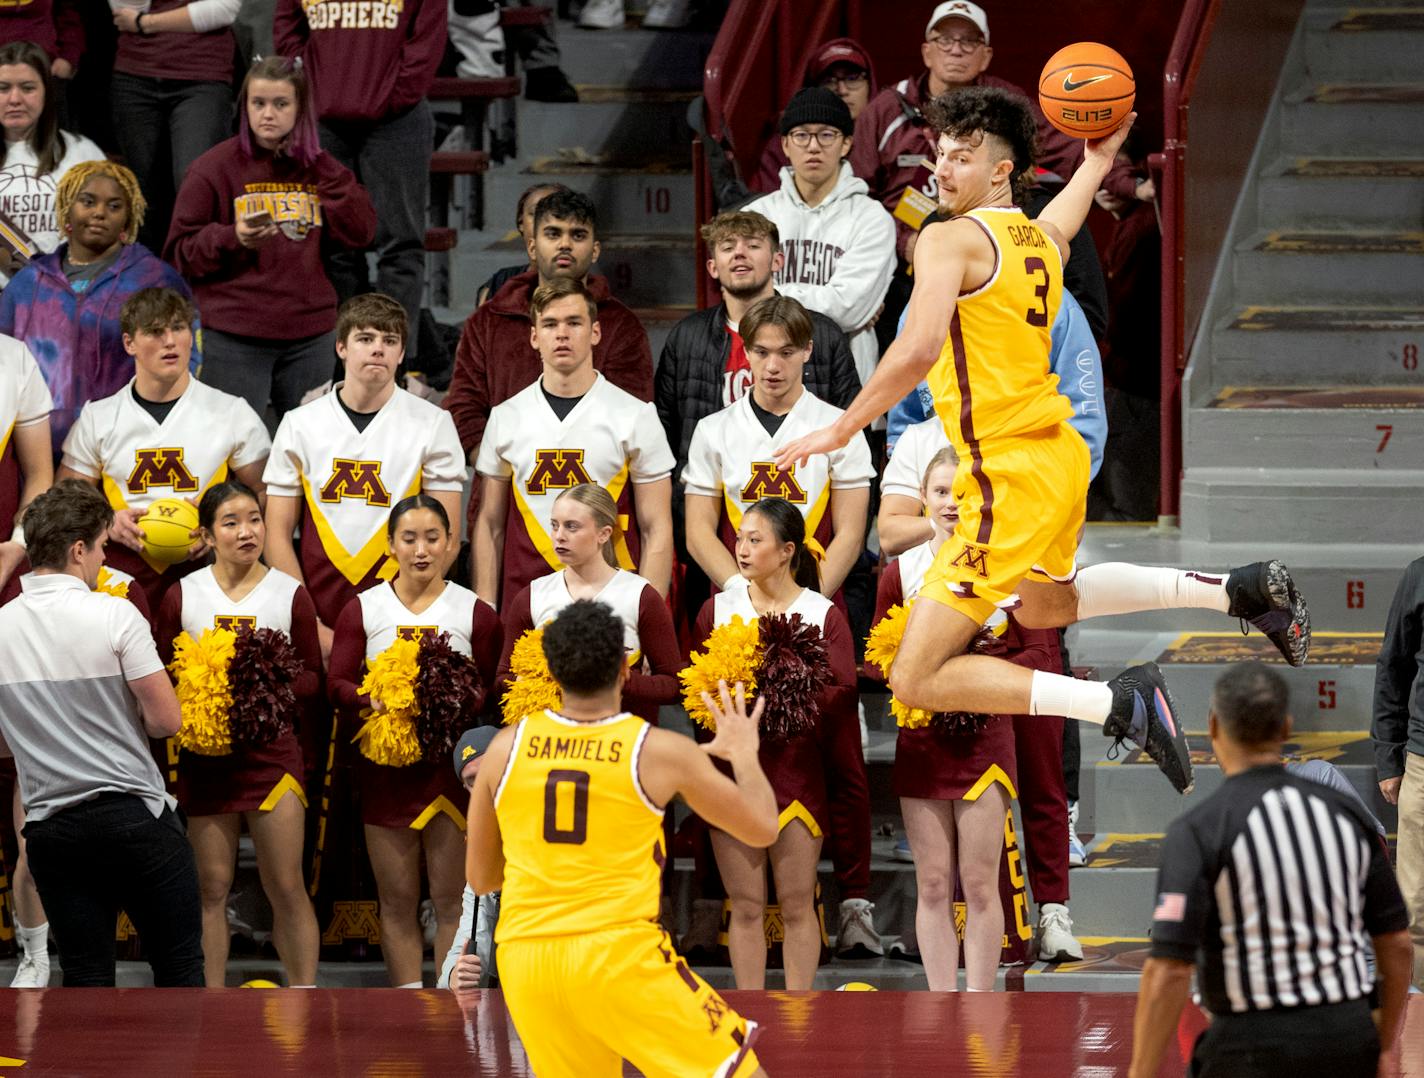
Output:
(1209, 661), (1291, 747)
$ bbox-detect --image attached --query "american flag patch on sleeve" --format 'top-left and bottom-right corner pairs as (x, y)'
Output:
(1153, 892), (1187, 923)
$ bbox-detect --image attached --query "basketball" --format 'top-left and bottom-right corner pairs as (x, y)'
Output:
(140, 497), (199, 565)
(835, 982), (878, 992)
(1037, 42), (1135, 139)
(240, 979), (282, 989)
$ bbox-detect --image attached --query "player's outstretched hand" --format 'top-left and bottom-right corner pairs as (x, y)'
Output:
(700, 680), (764, 765)
(775, 426), (846, 471)
(1084, 111), (1137, 169)
(110, 507), (147, 552)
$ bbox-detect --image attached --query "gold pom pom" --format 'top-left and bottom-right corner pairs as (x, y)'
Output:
(502, 628), (562, 725)
(355, 638), (422, 766)
(865, 603), (935, 729)
(94, 567), (130, 599)
(680, 616), (762, 731)
(170, 628), (237, 756)
(352, 708), (424, 767)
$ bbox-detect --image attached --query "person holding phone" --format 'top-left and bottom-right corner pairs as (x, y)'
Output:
(165, 55), (376, 421)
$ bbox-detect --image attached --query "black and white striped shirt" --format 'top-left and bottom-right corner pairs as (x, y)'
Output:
(1149, 764), (1407, 1015)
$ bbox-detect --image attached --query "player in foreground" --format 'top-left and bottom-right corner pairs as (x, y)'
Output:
(467, 599), (775, 1077)
(779, 87), (1310, 796)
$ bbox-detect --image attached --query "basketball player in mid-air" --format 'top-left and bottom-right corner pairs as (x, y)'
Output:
(779, 87), (1310, 796)
(467, 600), (775, 1078)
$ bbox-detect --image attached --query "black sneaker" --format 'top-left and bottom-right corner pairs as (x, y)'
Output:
(1104, 663), (1193, 795)
(1225, 560), (1311, 667)
(524, 66), (579, 103)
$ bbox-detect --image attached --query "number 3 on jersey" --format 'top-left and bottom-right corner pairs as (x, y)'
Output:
(544, 769), (590, 844)
(1024, 256), (1049, 326)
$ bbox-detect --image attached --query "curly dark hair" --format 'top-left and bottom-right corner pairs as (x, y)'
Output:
(543, 599), (627, 695)
(923, 86), (1039, 205)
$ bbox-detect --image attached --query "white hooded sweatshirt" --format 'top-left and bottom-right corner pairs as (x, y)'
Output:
(747, 160), (897, 391)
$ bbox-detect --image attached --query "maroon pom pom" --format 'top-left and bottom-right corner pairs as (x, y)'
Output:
(755, 612), (831, 740)
(227, 627), (304, 749)
(415, 632), (483, 760)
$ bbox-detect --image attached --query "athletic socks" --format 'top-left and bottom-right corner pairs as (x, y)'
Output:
(397, 980), (423, 989)
(16, 920), (48, 958)
(1074, 564), (1230, 620)
(1031, 670), (1114, 724)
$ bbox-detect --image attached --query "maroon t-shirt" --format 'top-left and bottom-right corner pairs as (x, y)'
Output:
(114, 0), (235, 83)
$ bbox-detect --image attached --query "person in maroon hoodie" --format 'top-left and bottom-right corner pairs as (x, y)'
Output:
(109, 0), (241, 251)
(273, 0), (445, 373)
(443, 188), (652, 526)
(0, 0), (83, 82)
(165, 56), (377, 422)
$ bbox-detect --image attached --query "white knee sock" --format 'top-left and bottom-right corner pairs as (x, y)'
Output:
(1030, 671), (1113, 724)
(1074, 563), (1230, 620)
(397, 980), (423, 989)
(16, 920), (48, 958)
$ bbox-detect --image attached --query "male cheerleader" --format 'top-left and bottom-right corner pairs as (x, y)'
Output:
(779, 88), (1310, 795)
(467, 600), (775, 1077)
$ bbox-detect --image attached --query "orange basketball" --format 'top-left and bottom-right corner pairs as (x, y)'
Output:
(1038, 42), (1135, 139)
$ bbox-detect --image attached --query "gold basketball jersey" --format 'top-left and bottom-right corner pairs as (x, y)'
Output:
(493, 709), (664, 943)
(926, 207), (1072, 449)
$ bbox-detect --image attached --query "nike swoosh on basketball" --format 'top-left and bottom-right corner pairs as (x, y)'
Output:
(1062, 72), (1113, 93)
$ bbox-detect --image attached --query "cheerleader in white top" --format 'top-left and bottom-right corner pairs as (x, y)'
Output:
(156, 480), (322, 987)
(496, 483), (680, 724)
(328, 494), (503, 988)
(690, 497), (858, 991)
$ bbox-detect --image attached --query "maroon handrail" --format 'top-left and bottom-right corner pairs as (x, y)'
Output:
(1157, 0), (1221, 523)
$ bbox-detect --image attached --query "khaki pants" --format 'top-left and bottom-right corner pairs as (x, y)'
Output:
(1400, 752), (1424, 990)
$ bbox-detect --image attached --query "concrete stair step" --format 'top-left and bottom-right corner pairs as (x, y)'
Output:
(1232, 229), (1424, 305)
(633, 304), (695, 361)
(487, 159), (694, 237)
(556, 26), (715, 90)
(1303, 7), (1424, 82)
(1185, 384), (1424, 468)
(514, 92), (694, 163)
(595, 232), (698, 307)
(1257, 156), (1424, 229)
(1210, 305), (1424, 384)
(1281, 83), (1424, 155)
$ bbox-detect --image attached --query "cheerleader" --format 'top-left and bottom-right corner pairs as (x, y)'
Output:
(871, 446), (1016, 991)
(328, 494), (503, 988)
(155, 480), (321, 987)
(496, 483), (680, 724)
(691, 496), (857, 990)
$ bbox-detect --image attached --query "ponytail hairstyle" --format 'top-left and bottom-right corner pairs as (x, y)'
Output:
(387, 493), (451, 539)
(746, 496), (819, 590)
(919, 445), (960, 494)
(554, 483), (621, 569)
(238, 55), (321, 167)
(197, 479), (261, 532)
(0, 41), (64, 177)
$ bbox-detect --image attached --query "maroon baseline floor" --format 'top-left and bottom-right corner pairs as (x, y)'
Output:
(0, 989), (1421, 1076)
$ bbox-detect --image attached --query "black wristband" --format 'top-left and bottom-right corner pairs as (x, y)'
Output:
(137, 12), (150, 35)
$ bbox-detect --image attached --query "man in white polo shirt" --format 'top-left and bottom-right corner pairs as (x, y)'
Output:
(0, 480), (201, 987)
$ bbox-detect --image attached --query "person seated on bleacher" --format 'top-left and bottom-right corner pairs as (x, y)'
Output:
(745, 88), (894, 397)
(474, 181), (568, 307)
(166, 56), (376, 423)
(749, 37), (878, 194)
(274, 0), (446, 376)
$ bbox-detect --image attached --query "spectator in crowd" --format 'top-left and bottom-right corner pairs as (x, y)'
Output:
(1373, 556), (1424, 991)
(682, 295), (877, 957)
(746, 87), (894, 395)
(446, 0), (578, 102)
(328, 493), (502, 988)
(165, 55), (377, 422)
(0, 40), (104, 285)
(0, 480), (202, 988)
(109, 0), (241, 250)
(0, 160), (198, 456)
(56, 287), (270, 613)
(472, 277), (673, 607)
(0, 2), (83, 89)
(1131, 662), (1412, 1077)
(275, 0), (446, 374)
(154, 480), (322, 988)
(262, 293), (465, 652)
(751, 38), (877, 194)
(438, 725), (500, 992)
(496, 483), (681, 724)
(474, 181), (568, 307)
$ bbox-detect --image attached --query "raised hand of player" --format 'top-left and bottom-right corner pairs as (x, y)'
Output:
(700, 680), (764, 765)
(1083, 110), (1137, 171)
(774, 425), (846, 472)
(110, 507), (147, 552)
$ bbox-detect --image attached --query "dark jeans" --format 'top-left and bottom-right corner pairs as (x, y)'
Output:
(24, 793), (204, 987)
(1189, 998), (1379, 1077)
(199, 327), (336, 426)
(110, 72), (233, 250)
(320, 103), (433, 361)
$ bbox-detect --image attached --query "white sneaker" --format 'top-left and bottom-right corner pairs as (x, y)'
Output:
(642, 0), (692, 27)
(1067, 800), (1086, 868)
(10, 952), (50, 988)
(836, 897), (884, 957)
(578, 0), (625, 28)
(1035, 903), (1084, 963)
(419, 898), (437, 949)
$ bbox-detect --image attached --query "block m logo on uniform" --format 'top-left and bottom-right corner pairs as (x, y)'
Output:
(526, 449), (592, 495)
(214, 615), (258, 633)
(320, 459), (391, 506)
(741, 462), (807, 504)
(127, 448), (199, 494)
(950, 544), (991, 578)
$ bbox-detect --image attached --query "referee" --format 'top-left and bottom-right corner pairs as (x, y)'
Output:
(1128, 661), (1413, 1077)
